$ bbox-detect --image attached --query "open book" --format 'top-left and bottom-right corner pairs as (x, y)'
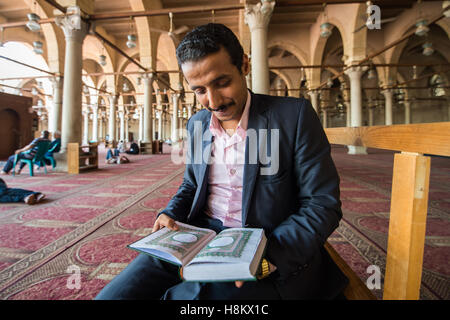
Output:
(127, 222), (267, 282)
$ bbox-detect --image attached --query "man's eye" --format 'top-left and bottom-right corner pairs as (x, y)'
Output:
(217, 80), (230, 87)
(195, 88), (205, 95)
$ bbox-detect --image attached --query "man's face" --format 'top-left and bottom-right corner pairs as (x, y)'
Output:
(181, 47), (249, 125)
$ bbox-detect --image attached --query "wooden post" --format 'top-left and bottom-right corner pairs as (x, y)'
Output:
(67, 143), (80, 174)
(383, 152), (431, 300)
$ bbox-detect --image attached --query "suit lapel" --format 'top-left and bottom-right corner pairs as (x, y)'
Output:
(242, 93), (269, 226)
(197, 116), (212, 192)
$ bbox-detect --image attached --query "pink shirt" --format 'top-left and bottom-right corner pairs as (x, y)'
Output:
(204, 91), (251, 227)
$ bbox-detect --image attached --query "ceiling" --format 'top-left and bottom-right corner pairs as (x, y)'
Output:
(0, 0), (417, 43)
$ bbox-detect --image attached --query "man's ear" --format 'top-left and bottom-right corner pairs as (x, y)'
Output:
(242, 54), (250, 76)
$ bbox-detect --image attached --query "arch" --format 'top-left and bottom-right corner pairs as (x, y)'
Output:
(311, 21), (347, 88)
(384, 1), (444, 73)
(130, 0), (167, 70)
(270, 69), (293, 92)
(23, 0), (65, 73)
(157, 33), (180, 72)
(268, 41), (308, 68)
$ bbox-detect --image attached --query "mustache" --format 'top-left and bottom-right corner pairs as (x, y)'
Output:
(206, 101), (235, 112)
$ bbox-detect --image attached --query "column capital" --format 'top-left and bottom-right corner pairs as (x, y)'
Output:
(244, 0), (276, 30)
(344, 66), (368, 80)
(308, 90), (319, 97)
(143, 72), (155, 84)
(50, 76), (63, 87)
(171, 92), (181, 102)
(109, 95), (117, 104)
(55, 14), (88, 43)
(381, 88), (394, 95)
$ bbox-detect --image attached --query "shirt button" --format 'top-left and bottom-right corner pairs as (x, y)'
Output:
(230, 168), (236, 175)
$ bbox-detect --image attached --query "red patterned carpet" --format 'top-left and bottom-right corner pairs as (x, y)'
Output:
(0, 144), (448, 300)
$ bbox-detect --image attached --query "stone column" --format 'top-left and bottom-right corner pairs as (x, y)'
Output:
(119, 110), (125, 141)
(82, 109), (89, 145)
(276, 78), (284, 96)
(49, 76), (63, 133)
(322, 108), (328, 128)
(152, 109), (157, 140)
(244, 0), (275, 94)
(344, 66), (368, 154)
(158, 110), (163, 140)
(382, 89), (394, 125)
(187, 104), (193, 119)
(91, 104), (98, 142)
(404, 101), (411, 124)
(344, 101), (351, 127)
(56, 16), (87, 153)
(125, 113), (129, 142)
(98, 113), (104, 141)
(143, 74), (154, 143)
(138, 106), (143, 141)
(308, 90), (319, 114)
(161, 106), (166, 140)
(108, 95), (117, 143)
(171, 93), (180, 143)
(368, 107), (374, 126)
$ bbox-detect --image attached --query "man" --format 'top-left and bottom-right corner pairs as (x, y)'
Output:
(40, 130), (61, 167)
(125, 140), (139, 155)
(48, 131), (61, 155)
(96, 23), (347, 300)
(0, 178), (45, 205)
(1, 130), (51, 175)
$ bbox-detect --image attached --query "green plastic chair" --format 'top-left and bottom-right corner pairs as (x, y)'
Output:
(37, 141), (60, 170)
(12, 140), (51, 177)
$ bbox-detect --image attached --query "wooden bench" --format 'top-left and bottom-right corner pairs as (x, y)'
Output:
(67, 142), (99, 174)
(139, 141), (153, 154)
(324, 122), (450, 300)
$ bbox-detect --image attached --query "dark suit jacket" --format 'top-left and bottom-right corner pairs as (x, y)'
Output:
(160, 92), (348, 299)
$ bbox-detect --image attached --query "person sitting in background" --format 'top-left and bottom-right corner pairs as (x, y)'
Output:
(47, 131), (61, 155)
(0, 178), (46, 205)
(106, 154), (130, 164)
(1, 130), (51, 175)
(125, 141), (139, 155)
(38, 130), (61, 168)
(106, 147), (120, 163)
(117, 140), (126, 153)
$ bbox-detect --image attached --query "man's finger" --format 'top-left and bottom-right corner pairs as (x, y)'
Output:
(167, 219), (179, 231)
(152, 221), (160, 233)
(235, 281), (244, 288)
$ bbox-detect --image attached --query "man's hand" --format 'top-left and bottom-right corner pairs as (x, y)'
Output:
(152, 213), (179, 233)
(234, 261), (277, 288)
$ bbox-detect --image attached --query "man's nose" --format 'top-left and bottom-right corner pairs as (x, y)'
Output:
(206, 89), (223, 110)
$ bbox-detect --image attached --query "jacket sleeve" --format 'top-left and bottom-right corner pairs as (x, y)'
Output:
(158, 118), (198, 222)
(265, 99), (342, 278)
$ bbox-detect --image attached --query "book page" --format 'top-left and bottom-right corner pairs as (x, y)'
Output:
(128, 222), (216, 265)
(187, 228), (264, 265)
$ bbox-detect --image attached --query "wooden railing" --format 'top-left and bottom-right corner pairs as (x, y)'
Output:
(324, 122), (450, 300)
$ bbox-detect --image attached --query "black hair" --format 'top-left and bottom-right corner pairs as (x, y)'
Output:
(176, 23), (244, 73)
(41, 130), (49, 139)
